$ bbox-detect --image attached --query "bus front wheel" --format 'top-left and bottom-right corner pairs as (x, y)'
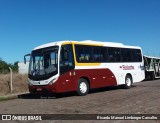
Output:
(77, 78), (89, 96)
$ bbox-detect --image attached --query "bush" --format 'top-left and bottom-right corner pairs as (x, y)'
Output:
(0, 58), (18, 74)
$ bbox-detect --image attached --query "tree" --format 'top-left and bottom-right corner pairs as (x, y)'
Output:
(0, 58), (19, 74)
(12, 61), (19, 72)
(0, 59), (9, 73)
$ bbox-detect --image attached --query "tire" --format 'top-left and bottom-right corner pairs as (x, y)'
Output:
(150, 72), (155, 80)
(77, 78), (89, 96)
(123, 75), (132, 89)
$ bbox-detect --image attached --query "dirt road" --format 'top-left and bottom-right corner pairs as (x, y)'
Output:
(0, 79), (160, 123)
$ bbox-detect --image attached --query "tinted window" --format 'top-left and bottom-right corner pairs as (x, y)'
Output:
(75, 44), (142, 63)
(137, 50), (142, 62)
(108, 48), (115, 62)
(93, 47), (106, 62)
(121, 48), (132, 62)
(60, 44), (75, 74)
(60, 44), (74, 66)
(108, 48), (121, 62)
(29, 46), (59, 80)
(75, 45), (92, 62)
(132, 49), (142, 62)
(114, 48), (121, 62)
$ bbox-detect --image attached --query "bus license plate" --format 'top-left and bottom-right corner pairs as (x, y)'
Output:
(37, 88), (42, 91)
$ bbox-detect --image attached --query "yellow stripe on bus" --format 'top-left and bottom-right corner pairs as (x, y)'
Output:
(71, 44), (101, 66)
(75, 62), (101, 66)
(62, 41), (104, 46)
(62, 41), (103, 66)
(72, 42), (103, 46)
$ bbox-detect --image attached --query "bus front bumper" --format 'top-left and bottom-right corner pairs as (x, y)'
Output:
(28, 84), (57, 94)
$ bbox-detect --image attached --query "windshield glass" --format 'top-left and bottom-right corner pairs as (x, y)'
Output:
(29, 46), (58, 78)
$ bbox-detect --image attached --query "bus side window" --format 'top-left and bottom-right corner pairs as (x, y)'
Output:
(121, 48), (132, 62)
(137, 50), (142, 62)
(114, 48), (121, 62)
(103, 47), (108, 62)
(108, 48), (116, 62)
(60, 45), (74, 66)
(75, 45), (92, 62)
(93, 46), (104, 62)
(132, 49), (142, 62)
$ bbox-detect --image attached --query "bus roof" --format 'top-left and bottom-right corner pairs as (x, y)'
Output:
(143, 55), (160, 59)
(33, 40), (141, 50)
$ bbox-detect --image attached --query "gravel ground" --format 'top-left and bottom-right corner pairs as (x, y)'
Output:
(0, 79), (160, 123)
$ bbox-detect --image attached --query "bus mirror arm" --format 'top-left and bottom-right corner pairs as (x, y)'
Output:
(24, 54), (31, 64)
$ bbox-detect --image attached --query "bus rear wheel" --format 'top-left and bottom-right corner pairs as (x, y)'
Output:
(77, 78), (89, 96)
(123, 75), (132, 89)
(150, 72), (155, 80)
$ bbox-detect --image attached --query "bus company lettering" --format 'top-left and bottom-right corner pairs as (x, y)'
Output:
(120, 65), (134, 70)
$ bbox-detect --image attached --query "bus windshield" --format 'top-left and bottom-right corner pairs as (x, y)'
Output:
(29, 46), (59, 78)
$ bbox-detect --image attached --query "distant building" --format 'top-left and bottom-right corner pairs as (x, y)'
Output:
(18, 61), (29, 74)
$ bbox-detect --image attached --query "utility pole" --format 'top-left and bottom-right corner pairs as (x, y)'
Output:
(9, 67), (13, 93)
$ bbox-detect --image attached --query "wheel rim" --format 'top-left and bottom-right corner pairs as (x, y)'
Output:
(80, 82), (87, 93)
(126, 77), (131, 87)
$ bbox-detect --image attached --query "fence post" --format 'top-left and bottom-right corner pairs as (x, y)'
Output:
(9, 67), (13, 93)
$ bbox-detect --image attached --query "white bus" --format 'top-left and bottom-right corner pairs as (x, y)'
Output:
(24, 40), (145, 96)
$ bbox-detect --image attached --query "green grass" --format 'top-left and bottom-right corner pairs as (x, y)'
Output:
(0, 95), (17, 101)
(0, 96), (7, 101)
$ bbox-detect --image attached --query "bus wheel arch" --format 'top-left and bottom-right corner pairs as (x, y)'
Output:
(123, 73), (133, 89)
(77, 77), (90, 96)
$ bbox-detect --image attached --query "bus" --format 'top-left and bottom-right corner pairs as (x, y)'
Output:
(144, 55), (160, 80)
(24, 40), (145, 96)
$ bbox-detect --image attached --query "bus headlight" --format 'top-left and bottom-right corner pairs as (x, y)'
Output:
(28, 81), (33, 86)
(28, 78), (33, 86)
(49, 78), (58, 85)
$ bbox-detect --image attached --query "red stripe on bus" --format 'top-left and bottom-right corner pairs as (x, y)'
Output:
(29, 68), (117, 94)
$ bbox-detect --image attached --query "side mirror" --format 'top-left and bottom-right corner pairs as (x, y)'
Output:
(24, 54), (31, 64)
